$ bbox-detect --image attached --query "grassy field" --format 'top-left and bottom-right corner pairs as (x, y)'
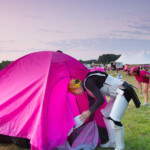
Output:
(0, 70), (150, 150)
(96, 70), (150, 150)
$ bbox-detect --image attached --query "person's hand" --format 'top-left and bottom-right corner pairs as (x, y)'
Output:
(79, 110), (91, 122)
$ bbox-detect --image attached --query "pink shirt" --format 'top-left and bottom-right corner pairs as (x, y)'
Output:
(90, 67), (105, 72)
(135, 70), (150, 84)
(124, 65), (128, 70)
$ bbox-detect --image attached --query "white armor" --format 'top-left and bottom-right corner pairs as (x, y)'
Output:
(84, 73), (127, 150)
(84, 73), (127, 121)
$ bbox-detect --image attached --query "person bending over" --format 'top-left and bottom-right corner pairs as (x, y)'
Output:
(130, 66), (150, 106)
(68, 71), (140, 150)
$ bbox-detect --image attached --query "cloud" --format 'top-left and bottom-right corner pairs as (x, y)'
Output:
(98, 23), (150, 40)
(0, 49), (5, 52)
(25, 15), (43, 20)
(114, 24), (150, 40)
(38, 28), (71, 35)
(38, 29), (52, 33)
(115, 30), (150, 38)
(55, 30), (71, 34)
(0, 40), (6, 43)
(0, 49), (24, 53)
(45, 36), (150, 52)
(0, 40), (16, 43)
(46, 39), (84, 50)
(1, 37), (150, 60)
(129, 25), (150, 32)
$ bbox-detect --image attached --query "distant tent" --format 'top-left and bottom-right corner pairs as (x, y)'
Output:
(115, 51), (150, 65)
(0, 51), (107, 150)
(115, 53), (130, 65)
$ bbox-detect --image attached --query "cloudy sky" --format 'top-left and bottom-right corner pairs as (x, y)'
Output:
(0, 0), (150, 61)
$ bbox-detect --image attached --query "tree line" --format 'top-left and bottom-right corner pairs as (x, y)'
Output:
(79, 54), (120, 65)
(0, 54), (120, 70)
(0, 61), (12, 70)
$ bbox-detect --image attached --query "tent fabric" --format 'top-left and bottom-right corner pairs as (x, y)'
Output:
(0, 51), (107, 150)
(115, 51), (150, 65)
(56, 121), (99, 150)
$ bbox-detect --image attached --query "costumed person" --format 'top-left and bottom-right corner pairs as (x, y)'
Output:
(130, 66), (150, 106)
(68, 71), (140, 150)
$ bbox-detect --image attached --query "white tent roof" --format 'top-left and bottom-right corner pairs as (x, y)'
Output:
(115, 51), (150, 65)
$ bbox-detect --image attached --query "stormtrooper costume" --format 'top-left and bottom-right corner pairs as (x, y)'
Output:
(83, 71), (140, 150)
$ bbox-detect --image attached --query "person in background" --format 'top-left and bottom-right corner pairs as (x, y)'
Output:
(56, 50), (63, 53)
(116, 67), (119, 74)
(123, 64), (130, 76)
(68, 71), (140, 150)
(130, 66), (150, 106)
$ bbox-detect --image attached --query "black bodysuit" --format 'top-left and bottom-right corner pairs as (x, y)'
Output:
(84, 71), (132, 113)
(83, 71), (108, 113)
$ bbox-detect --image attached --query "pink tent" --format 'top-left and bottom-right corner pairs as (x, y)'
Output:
(0, 51), (106, 150)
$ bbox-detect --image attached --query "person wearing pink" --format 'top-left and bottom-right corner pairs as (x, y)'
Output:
(123, 64), (130, 76)
(123, 64), (128, 71)
(90, 67), (105, 72)
(130, 67), (150, 106)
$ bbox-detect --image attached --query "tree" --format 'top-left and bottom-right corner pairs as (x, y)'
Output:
(79, 59), (97, 64)
(98, 54), (120, 65)
(0, 60), (12, 70)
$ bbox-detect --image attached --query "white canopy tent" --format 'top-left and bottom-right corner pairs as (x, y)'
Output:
(115, 51), (150, 65)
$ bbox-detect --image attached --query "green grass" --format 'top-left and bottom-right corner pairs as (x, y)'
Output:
(96, 70), (150, 150)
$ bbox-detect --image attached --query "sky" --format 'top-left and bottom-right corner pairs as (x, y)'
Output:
(0, 0), (150, 61)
